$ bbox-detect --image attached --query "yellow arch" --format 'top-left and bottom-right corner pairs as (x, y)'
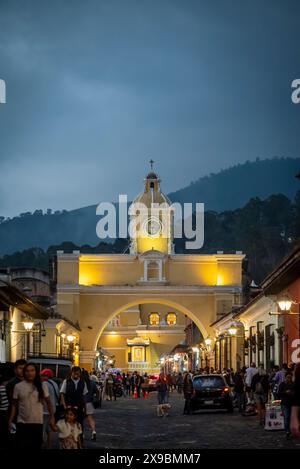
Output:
(93, 297), (208, 351)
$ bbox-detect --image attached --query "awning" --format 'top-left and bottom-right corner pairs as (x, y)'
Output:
(0, 281), (48, 320)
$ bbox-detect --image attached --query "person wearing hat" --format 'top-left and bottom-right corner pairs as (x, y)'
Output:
(40, 369), (59, 449)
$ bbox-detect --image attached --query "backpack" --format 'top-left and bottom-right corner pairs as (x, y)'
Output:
(255, 375), (266, 394)
(255, 380), (263, 394)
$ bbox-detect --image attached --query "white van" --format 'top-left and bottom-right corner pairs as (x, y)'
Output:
(28, 356), (73, 383)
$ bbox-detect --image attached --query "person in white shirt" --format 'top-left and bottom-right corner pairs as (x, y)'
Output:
(8, 362), (54, 449)
(245, 362), (258, 404)
(60, 366), (88, 432)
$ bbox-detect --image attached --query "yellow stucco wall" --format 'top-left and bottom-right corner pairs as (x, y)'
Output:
(78, 255), (142, 286)
(56, 251), (244, 369)
(55, 253), (243, 287)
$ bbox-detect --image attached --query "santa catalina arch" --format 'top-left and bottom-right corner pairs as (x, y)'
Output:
(56, 168), (244, 371)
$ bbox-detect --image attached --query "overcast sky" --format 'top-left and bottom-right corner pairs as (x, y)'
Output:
(0, 0), (299, 217)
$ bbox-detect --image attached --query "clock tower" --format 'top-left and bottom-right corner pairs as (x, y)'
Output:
(129, 163), (174, 255)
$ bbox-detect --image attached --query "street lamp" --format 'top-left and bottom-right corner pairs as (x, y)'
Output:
(277, 294), (293, 312)
(192, 347), (200, 371)
(269, 294), (298, 316)
(23, 320), (34, 359)
(228, 325), (238, 336)
(67, 334), (76, 343)
(23, 320), (34, 331)
(66, 334), (76, 359)
(204, 337), (212, 347)
(200, 339), (212, 368)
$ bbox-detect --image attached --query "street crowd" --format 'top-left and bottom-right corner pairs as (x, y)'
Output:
(0, 359), (300, 449)
(164, 362), (300, 437)
(0, 361), (100, 449)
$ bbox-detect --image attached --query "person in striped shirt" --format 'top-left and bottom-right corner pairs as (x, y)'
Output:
(0, 373), (9, 447)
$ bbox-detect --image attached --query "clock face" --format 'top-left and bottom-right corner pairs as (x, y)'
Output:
(142, 217), (162, 238)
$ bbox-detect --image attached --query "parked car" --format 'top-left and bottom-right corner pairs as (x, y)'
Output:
(191, 374), (233, 413)
(147, 374), (159, 392)
(28, 355), (72, 385)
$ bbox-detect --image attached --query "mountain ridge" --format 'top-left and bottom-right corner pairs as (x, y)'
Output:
(0, 157), (299, 255)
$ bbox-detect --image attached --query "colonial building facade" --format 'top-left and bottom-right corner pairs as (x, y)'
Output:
(211, 246), (300, 371)
(55, 169), (245, 371)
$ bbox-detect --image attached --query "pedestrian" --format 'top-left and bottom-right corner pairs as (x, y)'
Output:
(134, 372), (143, 398)
(60, 366), (88, 431)
(275, 363), (289, 385)
(40, 368), (59, 449)
(171, 373), (177, 391)
(142, 373), (149, 398)
(81, 370), (97, 441)
(233, 370), (245, 412)
(176, 372), (183, 394)
(290, 363), (300, 438)
(122, 373), (127, 396)
(183, 372), (193, 415)
(5, 359), (27, 410)
(273, 364), (289, 398)
(166, 373), (173, 393)
(156, 373), (168, 408)
(245, 362), (258, 404)
(269, 365), (279, 398)
(125, 374), (131, 396)
(8, 362), (54, 449)
(278, 372), (294, 438)
(130, 373), (135, 395)
(251, 365), (269, 425)
(54, 407), (82, 449)
(105, 373), (114, 401)
(0, 373), (10, 448)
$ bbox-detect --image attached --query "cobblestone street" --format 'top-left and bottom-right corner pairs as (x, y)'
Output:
(82, 392), (300, 450)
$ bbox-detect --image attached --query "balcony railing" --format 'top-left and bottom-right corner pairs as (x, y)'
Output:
(128, 361), (149, 370)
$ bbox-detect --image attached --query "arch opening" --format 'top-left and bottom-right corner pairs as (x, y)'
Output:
(93, 298), (208, 374)
(93, 298), (208, 351)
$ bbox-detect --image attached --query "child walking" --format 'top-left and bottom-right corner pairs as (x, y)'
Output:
(54, 407), (82, 449)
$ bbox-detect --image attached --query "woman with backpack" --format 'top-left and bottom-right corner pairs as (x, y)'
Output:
(251, 365), (269, 425)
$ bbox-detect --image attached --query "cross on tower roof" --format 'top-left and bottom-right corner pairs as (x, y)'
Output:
(149, 159), (154, 171)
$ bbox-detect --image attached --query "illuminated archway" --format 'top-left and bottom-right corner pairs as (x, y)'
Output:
(93, 297), (209, 352)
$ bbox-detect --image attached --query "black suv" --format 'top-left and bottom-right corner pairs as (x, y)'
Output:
(191, 374), (233, 413)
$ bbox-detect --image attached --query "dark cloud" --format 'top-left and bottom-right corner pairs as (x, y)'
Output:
(0, 0), (299, 216)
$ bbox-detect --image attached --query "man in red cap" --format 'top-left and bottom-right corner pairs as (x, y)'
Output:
(40, 369), (59, 448)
